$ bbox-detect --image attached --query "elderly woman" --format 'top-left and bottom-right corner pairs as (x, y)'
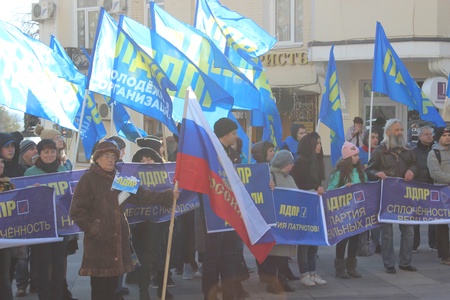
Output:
(70, 141), (178, 300)
(24, 139), (69, 300)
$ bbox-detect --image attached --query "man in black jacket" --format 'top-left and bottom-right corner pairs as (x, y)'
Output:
(366, 119), (418, 274)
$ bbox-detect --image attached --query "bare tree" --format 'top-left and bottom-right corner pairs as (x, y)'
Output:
(0, 107), (22, 132)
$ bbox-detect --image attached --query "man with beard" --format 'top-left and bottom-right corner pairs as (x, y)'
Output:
(366, 119), (418, 274)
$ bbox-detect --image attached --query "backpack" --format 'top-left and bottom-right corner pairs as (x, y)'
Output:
(356, 230), (377, 257)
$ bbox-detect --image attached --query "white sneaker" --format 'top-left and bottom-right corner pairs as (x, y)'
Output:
(300, 275), (316, 287)
(311, 274), (327, 285)
(195, 263), (203, 277)
(182, 263), (194, 280)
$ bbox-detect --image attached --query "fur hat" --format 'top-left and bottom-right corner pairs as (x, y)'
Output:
(105, 136), (126, 150)
(136, 136), (162, 152)
(214, 118), (238, 138)
(34, 125), (60, 140)
(20, 139), (37, 157)
(341, 141), (359, 159)
(270, 150), (294, 169)
(132, 147), (163, 163)
(92, 141), (120, 163)
(37, 139), (57, 155)
(435, 127), (450, 142)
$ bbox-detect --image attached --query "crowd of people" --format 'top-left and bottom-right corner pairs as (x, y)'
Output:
(1, 115), (449, 300)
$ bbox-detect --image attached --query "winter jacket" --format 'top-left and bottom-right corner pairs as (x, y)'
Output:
(411, 141), (434, 184)
(69, 163), (173, 277)
(427, 143), (450, 185)
(365, 143), (417, 181)
(24, 165), (67, 176)
(268, 166), (297, 257)
(327, 168), (367, 190)
(290, 132), (324, 191)
(0, 133), (25, 178)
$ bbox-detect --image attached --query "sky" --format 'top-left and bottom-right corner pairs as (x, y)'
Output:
(0, 0), (37, 25)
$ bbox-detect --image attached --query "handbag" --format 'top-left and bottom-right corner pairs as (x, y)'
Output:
(356, 230), (376, 257)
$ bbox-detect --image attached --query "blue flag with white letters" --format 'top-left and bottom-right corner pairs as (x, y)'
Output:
(319, 45), (345, 166)
(150, 2), (260, 111)
(88, 9), (178, 134)
(120, 14), (233, 127)
(372, 22), (445, 127)
(0, 21), (85, 130)
(50, 35), (107, 160)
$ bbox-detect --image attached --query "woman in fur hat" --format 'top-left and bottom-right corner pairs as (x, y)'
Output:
(70, 141), (179, 300)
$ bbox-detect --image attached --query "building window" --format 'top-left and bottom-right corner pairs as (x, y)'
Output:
(275, 0), (303, 45)
(77, 0), (100, 48)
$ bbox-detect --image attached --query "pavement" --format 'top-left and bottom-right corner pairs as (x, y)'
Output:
(13, 225), (450, 300)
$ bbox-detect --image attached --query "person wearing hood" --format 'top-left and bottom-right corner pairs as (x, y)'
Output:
(70, 141), (179, 300)
(427, 127), (450, 265)
(0, 151), (15, 300)
(280, 123), (307, 160)
(290, 132), (327, 287)
(0, 132), (26, 178)
(251, 141), (275, 164)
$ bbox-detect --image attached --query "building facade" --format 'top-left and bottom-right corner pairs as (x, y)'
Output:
(32, 0), (450, 166)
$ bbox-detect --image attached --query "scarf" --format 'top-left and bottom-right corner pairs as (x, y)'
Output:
(34, 157), (61, 173)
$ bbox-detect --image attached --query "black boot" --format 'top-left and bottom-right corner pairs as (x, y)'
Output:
(334, 259), (350, 279)
(157, 271), (174, 300)
(346, 258), (362, 278)
(278, 276), (294, 292)
(138, 268), (151, 300)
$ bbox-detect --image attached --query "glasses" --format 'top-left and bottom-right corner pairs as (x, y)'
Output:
(53, 136), (63, 141)
(101, 154), (117, 160)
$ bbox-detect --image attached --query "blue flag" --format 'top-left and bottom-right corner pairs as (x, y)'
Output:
(447, 73), (450, 97)
(0, 21), (85, 130)
(88, 9), (178, 134)
(120, 14), (234, 127)
(103, 96), (148, 142)
(372, 22), (445, 127)
(194, 0), (276, 64)
(49, 35), (107, 160)
(319, 45), (345, 166)
(150, 2), (260, 111)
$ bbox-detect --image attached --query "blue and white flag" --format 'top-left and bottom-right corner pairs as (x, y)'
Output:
(150, 2), (260, 111)
(0, 21), (85, 130)
(103, 96), (148, 142)
(319, 45), (345, 166)
(372, 22), (445, 127)
(194, 0), (276, 66)
(120, 14), (233, 127)
(88, 9), (178, 134)
(50, 35), (107, 160)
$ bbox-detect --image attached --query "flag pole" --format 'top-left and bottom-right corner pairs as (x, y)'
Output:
(368, 91), (374, 161)
(161, 88), (189, 300)
(247, 111), (252, 161)
(71, 89), (89, 169)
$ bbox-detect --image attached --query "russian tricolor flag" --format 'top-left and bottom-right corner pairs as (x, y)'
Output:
(175, 88), (275, 263)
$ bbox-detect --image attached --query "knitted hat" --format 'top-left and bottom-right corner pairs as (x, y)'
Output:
(136, 136), (162, 152)
(353, 117), (363, 124)
(92, 141), (120, 162)
(270, 150), (294, 169)
(105, 136), (126, 150)
(132, 147), (163, 163)
(435, 127), (450, 142)
(37, 139), (57, 155)
(341, 141), (359, 159)
(20, 139), (37, 157)
(34, 124), (60, 140)
(214, 118), (238, 138)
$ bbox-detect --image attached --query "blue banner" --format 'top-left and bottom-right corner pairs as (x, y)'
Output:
(380, 177), (450, 224)
(323, 181), (381, 245)
(272, 188), (328, 246)
(0, 186), (58, 239)
(203, 163), (276, 232)
(11, 163), (199, 235)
